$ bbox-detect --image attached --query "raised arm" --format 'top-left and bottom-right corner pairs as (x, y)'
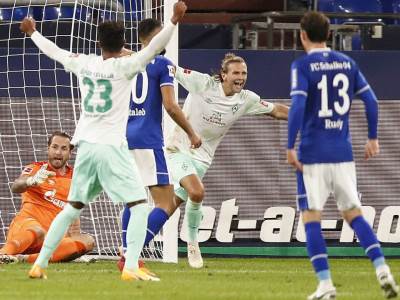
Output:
(20, 17), (77, 70)
(122, 1), (187, 78)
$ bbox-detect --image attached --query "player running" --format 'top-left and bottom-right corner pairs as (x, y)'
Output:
(287, 11), (399, 299)
(0, 131), (94, 264)
(19, 0), (187, 281)
(119, 53), (289, 269)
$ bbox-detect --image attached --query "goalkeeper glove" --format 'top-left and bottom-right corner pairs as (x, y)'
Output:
(26, 164), (56, 186)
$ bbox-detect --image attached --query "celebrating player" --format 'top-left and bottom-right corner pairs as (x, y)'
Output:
(287, 11), (399, 299)
(119, 53), (289, 270)
(0, 131), (94, 264)
(119, 18), (201, 267)
(19, 0), (187, 281)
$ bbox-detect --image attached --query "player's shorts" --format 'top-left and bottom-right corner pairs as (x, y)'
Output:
(68, 141), (147, 205)
(298, 161), (361, 211)
(6, 215), (44, 253)
(168, 151), (209, 202)
(130, 148), (171, 187)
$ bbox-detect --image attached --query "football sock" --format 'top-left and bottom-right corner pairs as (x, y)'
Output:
(1, 229), (37, 255)
(305, 222), (331, 282)
(121, 205), (130, 253)
(34, 204), (81, 268)
(186, 199), (202, 243)
(350, 216), (385, 268)
(121, 206), (169, 253)
(144, 208), (169, 246)
(124, 203), (149, 271)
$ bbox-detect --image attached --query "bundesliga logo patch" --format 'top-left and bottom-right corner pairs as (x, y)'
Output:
(22, 167), (33, 174)
(260, 100), (270, 108)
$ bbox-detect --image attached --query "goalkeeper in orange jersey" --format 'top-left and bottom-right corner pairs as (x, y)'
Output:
(0, 131), (94, 264)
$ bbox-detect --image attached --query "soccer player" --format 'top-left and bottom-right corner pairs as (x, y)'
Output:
(119, 18), (201, 267)
(0, 131), (94, 264)
(287, 11), (399, 300)
(19, 0), (187, 281)
(117, 53), (288, 270)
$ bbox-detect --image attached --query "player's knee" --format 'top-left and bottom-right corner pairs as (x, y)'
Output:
(187, 187), (204, 203)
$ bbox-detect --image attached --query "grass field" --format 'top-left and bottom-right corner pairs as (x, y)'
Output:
(0, 258), (399, 300)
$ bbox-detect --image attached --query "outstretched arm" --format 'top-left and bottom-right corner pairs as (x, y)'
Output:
(268, 103), (289, 120)
(162, 86), (202, 148)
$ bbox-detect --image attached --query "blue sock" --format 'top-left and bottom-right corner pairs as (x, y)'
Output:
(305, 222), (331, 282)
(121, 205), (131, 253)
(350, 215), (385, 267)
(121, 206), (169, 252)
(144, 208), (169, 246)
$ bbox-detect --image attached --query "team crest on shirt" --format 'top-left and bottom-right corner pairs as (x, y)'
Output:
(182, 162), (189, 171)
(232, 104), (239, 114)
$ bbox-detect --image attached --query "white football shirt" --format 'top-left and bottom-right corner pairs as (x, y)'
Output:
(30, 22), (176, 146)
(167, 66), (274, 165)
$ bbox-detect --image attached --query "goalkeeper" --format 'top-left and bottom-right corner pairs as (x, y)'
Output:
(20, 0), (187, 282)
(0, 131), (94, 264)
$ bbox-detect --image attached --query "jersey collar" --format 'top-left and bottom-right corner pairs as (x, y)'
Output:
(308, 47), (331, 55)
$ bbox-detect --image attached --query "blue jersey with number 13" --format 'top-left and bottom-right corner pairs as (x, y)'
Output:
(290, 48), (371, 163)
(126, 55), (174, 149)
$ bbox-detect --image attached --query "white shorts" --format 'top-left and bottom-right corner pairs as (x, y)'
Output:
(301, 161), (361, 211)
(130, 148), (171, 187)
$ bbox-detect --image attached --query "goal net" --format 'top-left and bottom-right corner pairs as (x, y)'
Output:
(0, 0), (178, 262)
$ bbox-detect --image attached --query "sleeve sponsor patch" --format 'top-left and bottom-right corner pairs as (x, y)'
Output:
(183, 69), (192, 74)
(167, 65), (175, 78)
(69, 53), (79, 58)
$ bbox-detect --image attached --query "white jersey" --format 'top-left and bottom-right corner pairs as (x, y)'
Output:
(167, 66), (274, 165)
(30, 22), (176, 146)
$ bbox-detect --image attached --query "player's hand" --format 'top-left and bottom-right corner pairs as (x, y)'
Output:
(26, 164), (56, 186)
(364, 139), (379, 160)
(287, 149), (303, 172)
(171, 1), (187, 25)
(20, 17), (36, 36)
(189, 132), (202, 149)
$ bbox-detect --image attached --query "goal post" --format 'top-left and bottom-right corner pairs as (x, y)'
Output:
(0, 0), (178, 263)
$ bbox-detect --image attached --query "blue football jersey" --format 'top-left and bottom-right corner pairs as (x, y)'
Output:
(290, 48), (370, 163)
(126, 55), (174, 149)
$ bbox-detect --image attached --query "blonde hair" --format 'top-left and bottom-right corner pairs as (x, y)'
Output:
(216, 53), (246, 82)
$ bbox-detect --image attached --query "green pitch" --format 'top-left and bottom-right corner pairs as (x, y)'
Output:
(0, 258), (399, 300)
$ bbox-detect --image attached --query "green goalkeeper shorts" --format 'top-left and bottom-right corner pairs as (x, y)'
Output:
(168, 151), (209, 202)
(68, 141), (147, 205)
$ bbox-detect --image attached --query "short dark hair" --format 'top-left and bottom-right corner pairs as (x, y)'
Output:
(300, 11), (330, 43)
(48, 131), (74, 151)
(138, 18), (162, 41)
(98, 21), (125, 52)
